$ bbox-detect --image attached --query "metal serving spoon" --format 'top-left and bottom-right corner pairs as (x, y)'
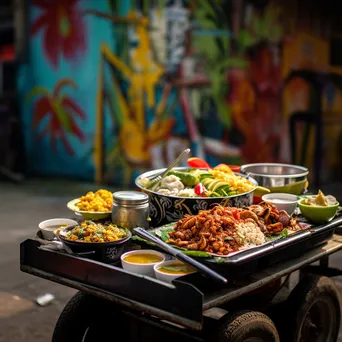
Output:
(148, 148), (191, 191)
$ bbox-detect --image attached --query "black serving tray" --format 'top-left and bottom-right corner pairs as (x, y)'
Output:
(20, 235), (342, 331)
(217, 213), (342, 264)
(134, 213), (342, 279)
(20, 239), (204, 330)
(204, 223), (338, 278)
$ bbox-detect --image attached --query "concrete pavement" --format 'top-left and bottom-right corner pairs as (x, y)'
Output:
(0, 179), (118, 342)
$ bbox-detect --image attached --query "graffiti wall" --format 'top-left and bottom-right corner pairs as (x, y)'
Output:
(18, 0), (342, 184)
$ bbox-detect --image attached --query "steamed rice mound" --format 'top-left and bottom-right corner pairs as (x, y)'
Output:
(236, 221), (266, 246)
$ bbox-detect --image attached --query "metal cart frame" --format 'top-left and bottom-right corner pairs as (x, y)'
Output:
(20, 234), (342, 341)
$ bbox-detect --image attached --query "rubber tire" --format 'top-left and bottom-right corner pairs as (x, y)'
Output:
(214, 310), (280, 342)
(52, 291), (127, 342)
(282, 275), (341, 342)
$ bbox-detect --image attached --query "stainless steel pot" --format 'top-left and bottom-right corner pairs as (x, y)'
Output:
(240, 163), (309, 195)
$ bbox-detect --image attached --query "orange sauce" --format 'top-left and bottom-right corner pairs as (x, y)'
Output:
(124, 253), (163, 264)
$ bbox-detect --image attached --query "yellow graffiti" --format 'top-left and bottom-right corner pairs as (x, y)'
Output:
(231, 78), (256, 138)
(94, 12), (174, 184)
(129, 11), (164, 108)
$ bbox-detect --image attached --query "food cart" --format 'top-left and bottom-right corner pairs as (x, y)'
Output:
(20, 231), (342, 342)
(19, 161), (342, 342)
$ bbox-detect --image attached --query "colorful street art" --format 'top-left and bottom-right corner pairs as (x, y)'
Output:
(30, 0), (87, 69)
(27, 78), (86, 155)
(19, 0), (342, 184)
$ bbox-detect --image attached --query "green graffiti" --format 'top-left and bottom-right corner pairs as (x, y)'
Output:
(193, 0), (239, 128)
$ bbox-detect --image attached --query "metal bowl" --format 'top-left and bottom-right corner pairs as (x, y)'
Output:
(240, 163), (309, 195)
(135, 167), (258, 227)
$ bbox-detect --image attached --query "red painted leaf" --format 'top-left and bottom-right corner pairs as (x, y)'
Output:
(62, 97), (86, 119)
(60, 131), (74, 155)
(73, 9), (87, 53)
(63, 8), (87, 59)
(49, 116), (60, 153)
(32, 97), (52, 128)
(50, 113), (61, 134)
(31, 14), (48, 36)
(43, 13), (61, 68)
(69, 116), (85, 142)
(33, 0), (86, 67)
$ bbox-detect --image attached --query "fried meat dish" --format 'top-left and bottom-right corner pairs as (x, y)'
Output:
(168, 202), (301, 255)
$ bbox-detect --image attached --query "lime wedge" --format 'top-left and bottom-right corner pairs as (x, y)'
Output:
(254, 186), (271, 197)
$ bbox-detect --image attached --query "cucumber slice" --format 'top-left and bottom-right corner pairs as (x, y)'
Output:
(199, 173), (214, 181)
(216, 184), (231, 196)
(212, 181), (228, 192)
(207, 179), (222, 191)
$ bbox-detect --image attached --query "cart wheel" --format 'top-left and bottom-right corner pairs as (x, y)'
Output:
(282, 275), (341, 342)
(213, 310), (280, 342)
(52, 291), (127, 342)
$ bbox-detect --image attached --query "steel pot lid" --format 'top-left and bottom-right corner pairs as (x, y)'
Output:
(113, 191), (149, 205)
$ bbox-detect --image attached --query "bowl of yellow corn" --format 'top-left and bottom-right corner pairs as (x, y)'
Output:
(67, 189), (112, 220)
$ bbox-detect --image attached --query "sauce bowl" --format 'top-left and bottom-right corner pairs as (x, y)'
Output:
(154, 260), (197, 284)
(261, 193), (298, 215)
(121, 249), (166, 277)
(38, 218), (78, 240)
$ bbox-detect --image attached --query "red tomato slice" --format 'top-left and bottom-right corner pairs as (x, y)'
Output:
(231, 209), (240, 220)
(187, 157), (211, 169)
(253, 196), (262, 204)
(228, 165), (241, 173)
(194, 183), (206, 196)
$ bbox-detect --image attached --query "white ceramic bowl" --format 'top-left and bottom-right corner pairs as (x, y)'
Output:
(38, 218), (78, 240)
(120, 249), (166, 277)
(261, 193), (298, 215)
(154, 260), (197, 284)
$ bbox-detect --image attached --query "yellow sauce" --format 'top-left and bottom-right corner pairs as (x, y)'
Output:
(124, 253), (163, 264)
(158, 263), (196, 275)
